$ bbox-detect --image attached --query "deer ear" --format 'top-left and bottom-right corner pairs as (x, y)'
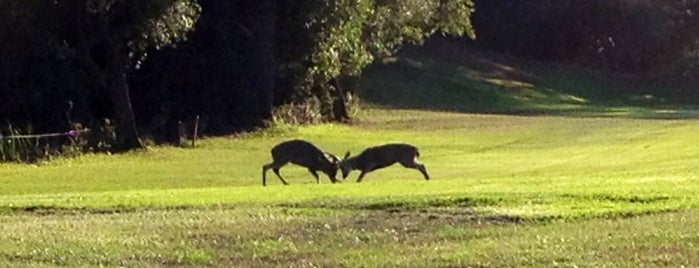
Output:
(343, 151), (350, 160)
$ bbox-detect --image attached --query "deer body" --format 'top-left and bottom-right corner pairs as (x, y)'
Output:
(341, 143), (430, 182)
(262, 139), (340, 186)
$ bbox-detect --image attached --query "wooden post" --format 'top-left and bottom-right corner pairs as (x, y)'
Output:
(192, 115), (200, 147)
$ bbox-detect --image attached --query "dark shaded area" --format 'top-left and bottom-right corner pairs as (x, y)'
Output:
(469, 0), (699, 77)
(2, 0), (699, 149)
(131, 0), (279, 137)
(358, 36), (699, 119)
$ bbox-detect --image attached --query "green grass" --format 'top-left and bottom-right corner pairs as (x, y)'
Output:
(2, 108), (699, 266)
(359, 47), (699, 117)
(3, 48), (699, 266)
(3, 110), (699, 213)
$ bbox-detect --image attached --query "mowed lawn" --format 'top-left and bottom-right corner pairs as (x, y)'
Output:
(2, 108), (699, 266)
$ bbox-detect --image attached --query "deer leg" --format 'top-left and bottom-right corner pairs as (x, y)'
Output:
(328, 174), (339, 183)
(308, 169), (320, 184)
(417, 164), (430, 180)
(356, 170), (368, 182)
(400, 160), (430, 180)
(263, 161), (288, 186)
(262, 163), (273, 186)
(273, 167), (289, 185)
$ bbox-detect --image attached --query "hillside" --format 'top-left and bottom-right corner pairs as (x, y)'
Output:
(358, 40), (699, 119)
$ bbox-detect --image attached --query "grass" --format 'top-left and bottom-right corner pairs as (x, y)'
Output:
(1, 201), (698, 266)
(3, 48), (699, 266)
(360, 45), (699, 117)
(2, 109), (699, 266)
(3, 113), (699, 217)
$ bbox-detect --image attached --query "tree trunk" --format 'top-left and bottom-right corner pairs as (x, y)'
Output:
(108, 71), (143, 152)
(248, 0), (277, 123)
(331, 77), (350, 122)
(73, 21), (143, 151)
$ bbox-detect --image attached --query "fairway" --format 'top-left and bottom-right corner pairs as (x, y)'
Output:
(6, 2), (699, 266)
(2, 108), (699, 266)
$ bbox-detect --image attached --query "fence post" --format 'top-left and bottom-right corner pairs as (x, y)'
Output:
(192, 115), (200, 147)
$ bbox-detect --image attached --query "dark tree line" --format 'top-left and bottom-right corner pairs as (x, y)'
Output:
(3, 0), (699, 156)
(1, 0), (200, 151)
(470, 0), (699, 76)
(1, 0), (475, 153)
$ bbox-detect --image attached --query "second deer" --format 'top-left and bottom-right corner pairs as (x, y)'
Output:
(340, 143), (430, 182)
(262, 139), (340, 186)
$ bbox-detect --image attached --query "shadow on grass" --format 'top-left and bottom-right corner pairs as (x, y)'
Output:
(358, 43), (699, 120)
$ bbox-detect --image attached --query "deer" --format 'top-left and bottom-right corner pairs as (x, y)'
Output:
(262, 139), (341, 186)
(340, 143), (430, 182)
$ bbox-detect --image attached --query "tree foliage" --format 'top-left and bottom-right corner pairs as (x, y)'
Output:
(5, 0), (699, 159)
(1, 0), (200, 151)
(1, 0), (476, 155)
(278, 0), (476, 117)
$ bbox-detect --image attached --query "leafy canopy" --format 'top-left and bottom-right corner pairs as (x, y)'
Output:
(0, 0), (200, 67)
(279, 0), (475, 106)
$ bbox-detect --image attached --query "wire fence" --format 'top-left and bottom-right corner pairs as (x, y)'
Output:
(0, 129), (89, 140)
(0, 129), (91, 162)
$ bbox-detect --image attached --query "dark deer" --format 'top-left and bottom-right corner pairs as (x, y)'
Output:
(340, 143), (430, 182)
(262, 139), (340, 186)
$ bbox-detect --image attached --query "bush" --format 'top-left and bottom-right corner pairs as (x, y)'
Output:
(271, 98), (325, 125)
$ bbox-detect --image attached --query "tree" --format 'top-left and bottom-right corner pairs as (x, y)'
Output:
(132, 0), (476, 133)
(131, 0), (278, 134)
(277, 0), (476, 120)
(1, 0), (200, 151)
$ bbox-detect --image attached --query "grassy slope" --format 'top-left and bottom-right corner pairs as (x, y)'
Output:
(2, 114), (699, 218)
(2, 48), (699, 266)
(359, 43), (699, 117)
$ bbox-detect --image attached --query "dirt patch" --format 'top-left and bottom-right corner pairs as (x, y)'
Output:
(8, 205), (137, 216)
(347, 206), (523, 232)
(4, 204), (237, 216)
(595, 194), (671, 204)
(203, 250), (326, 268)
(277, 196), (523, 232)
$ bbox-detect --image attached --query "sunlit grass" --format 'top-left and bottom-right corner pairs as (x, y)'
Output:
(5, 42), (699, 266)
(2, 108), (699, 266)
(1, 205), (697, 267)
(2, 108), (699, 219)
